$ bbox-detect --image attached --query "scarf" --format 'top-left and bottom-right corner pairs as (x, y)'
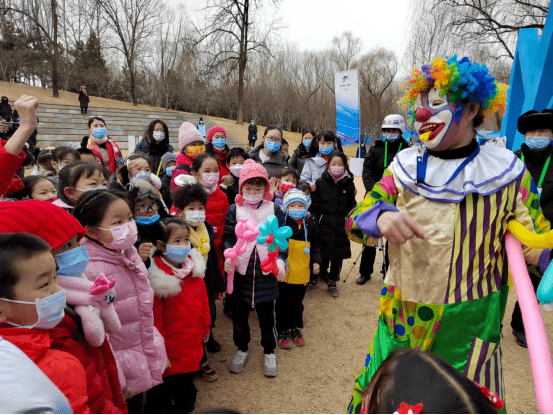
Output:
(87, 137), (123, 173)
(214, 148), (227, 164)
(160, 255), (195, 280)
(189, 222), (211, 261)
(176, 152), (194, 168)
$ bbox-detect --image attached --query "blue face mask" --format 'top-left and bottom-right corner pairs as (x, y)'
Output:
(265, 140), (281, 153)
(55, 246), (89, 278)
(384, 133), (400, 141)
(288, 209), (307, 221)
(166, 166), (176, 177)
(303, 139), (312, 148)
(92, 128), (107, 139)
(212, 138), (226, 150)
(319, 145), (334, 155)
(526, 137), (550, 150)
(133, 171), (151, 182)
(136, 213), (160, 226)
(165, 243), (192, 263)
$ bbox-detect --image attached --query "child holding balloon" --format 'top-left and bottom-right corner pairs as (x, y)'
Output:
(222, 159), (288, 377)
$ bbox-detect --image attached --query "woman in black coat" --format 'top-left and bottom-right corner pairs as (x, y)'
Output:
(310, 151), (357, 297)
(135, 119), (173, 176)
(78, 87), (90, 114)
(289, 129), (315, 175)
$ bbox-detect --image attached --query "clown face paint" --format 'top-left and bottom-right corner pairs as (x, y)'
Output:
(414, 88), (462, 150)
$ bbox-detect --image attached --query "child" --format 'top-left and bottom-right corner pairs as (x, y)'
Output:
(54, 160), (108, 211)
(280, 137), (290, 165)
(74, 190), (167, 412)
(191, 154), (229, 277)
(0, 233), (90, 414)
(205, 126), (230, 181)
(16, 176), (58, 202)
(310, 151), (356, 297)
(176, 122), (206, 172)
(30, 149), (56, 176)
(172, 183), (226, 369)
(271, 166), (300, 206)
(360, 348), (501, 414)
(220, 147), (249, 205)
(51, 147), (80, 174)
(276, 189), (321, 348)
(77, 147), (103, 165)
(0, 200), (128, 413)
(160, 152), (177, 208)
(146, 217), (210, 414)
(222, 159), (288, 377)
(301, 130), (344, 192)
(114, 153), (161, 191)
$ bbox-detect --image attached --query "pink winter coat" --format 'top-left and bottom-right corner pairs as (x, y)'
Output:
(82, 238), (167, 399)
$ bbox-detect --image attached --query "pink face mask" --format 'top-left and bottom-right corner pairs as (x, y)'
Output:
(329, 166), (345, 177)
(202, 172), (219, 188)
(243, 193), (264, 205)
(97, 220), (138, 250)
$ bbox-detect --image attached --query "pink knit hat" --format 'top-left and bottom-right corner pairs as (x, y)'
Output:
(235, 159), (273, 206)
(206, 126), (226, 143)
(178, 122), (204, 151)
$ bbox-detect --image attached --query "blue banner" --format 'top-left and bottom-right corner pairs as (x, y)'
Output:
(335, 70), (360, 146)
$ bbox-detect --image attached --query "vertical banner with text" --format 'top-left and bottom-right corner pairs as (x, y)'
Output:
(335, 70), (360, 146)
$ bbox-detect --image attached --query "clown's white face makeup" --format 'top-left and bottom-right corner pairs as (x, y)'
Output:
(414, 88), (461, 150)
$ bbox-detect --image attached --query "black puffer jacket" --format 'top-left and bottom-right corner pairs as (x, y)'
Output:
(135, 136), (174, 176)
(222, 202), (287, 304)
(311, 170), (356, 260)
(289, 143), (309, 175)
(515, 144), (553, 222)
(362, 138), (410, 194)
(220, 173), (239, 205)
(0, 97), (12, 122)
(202, 221), (226, 296)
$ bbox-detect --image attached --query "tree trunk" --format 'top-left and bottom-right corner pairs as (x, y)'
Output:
(51, 0), (59, 97)
(129, 62), (137, 106)
(236, 0), (249, 125)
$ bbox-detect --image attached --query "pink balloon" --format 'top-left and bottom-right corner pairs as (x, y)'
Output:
(505, 233), (553, 413)
(226, 218), (261, 294)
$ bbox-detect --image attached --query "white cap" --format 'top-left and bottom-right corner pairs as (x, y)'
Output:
(382, 114), (406, 134)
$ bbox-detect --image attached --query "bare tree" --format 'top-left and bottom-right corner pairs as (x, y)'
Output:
(96, 0), (165, 105)
(329, 31), (362, 72)
(196, 0), (282, 124)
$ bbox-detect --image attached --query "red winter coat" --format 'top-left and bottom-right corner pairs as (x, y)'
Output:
(0, 325), (90, 414)
(49, 314), (128, 414)
(206, 187), (229, 275)
(149, 250), (210, 376)
(213, 148), (230, 184)
(0, 139), (26, 197)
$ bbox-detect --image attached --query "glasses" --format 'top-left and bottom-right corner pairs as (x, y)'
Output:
(265, 136), (282, 143)
(135, 203), (160, 215)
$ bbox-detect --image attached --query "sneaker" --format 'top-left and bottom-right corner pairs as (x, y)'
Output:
(229, 350), (249, 373)
(206, 334), (221, 353)
(328, 284), (340, 298)
(290, 328), (305, 347)
(278, 331), (292, 349)
(263, 353), (278, 377)
(198, 362), (218, 382)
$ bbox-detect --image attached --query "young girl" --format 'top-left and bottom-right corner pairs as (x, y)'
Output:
(205, 126), (230, 181)
(290, 129), (316, 175)
(160, 152), (177, 208)
(220, 147), (249, 206)
(310, 151), (356, 297)
(301, 130), (344, 192)
(191, 154), (229, 276)
(146, 217), (209, 414)
(51, 147), (80, 174)
(276, 189), (321, 348)
(73, 190), (167, 413)
(176, 122), (206, 172)
(172, 183), (226, 369)
(359, 348), (501, 414)
(222, 159), (287, 377)
(17, 176), (57, 202)
(0, 200), (127, 414)
(83, 116), (123, 174)
(271, 166), (300, 206)
(113, 153), (161, 191)
(30, 149), (56, 176)
(54, 161), (108, 211)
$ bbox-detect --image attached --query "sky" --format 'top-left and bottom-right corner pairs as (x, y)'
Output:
(173, 0), (411, 58)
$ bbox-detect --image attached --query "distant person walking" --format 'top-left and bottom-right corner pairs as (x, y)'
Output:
(197, 117), (207, 138)
(78, 86), (89, 115)
(248, 120), (257, 149)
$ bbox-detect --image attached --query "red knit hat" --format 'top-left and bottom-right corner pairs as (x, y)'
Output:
(0, 200), (87, 249)
(206, 126), (227, 143)
(235, 159), (273, 206)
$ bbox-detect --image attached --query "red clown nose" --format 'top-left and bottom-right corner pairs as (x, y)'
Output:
(415, 107), (432, 123)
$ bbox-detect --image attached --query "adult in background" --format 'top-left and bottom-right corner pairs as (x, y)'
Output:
(301, 130), (343, 192)
(0, 96), (12, 122)
(357, 114), (410, 286)
(81, 116), (123, 174)
(290, 129), (315, 175)
(197, 117), (207, 138)
(135, 119), (173, 176)
(511, 109), (553, 348)
(249, 125), (287, 178)
(248, 120), (258, 149)
(78, 86), (89, 115)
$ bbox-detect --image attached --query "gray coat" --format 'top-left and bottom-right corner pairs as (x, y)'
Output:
(300, 154), (327, 184)
(249, 144), (287, 178)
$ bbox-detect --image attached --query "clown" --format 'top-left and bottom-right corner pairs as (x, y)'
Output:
(346, 56), (551, 413)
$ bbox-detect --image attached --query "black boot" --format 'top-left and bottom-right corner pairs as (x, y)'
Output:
(206, 333), (221, 353)
(356, 275), (371, 285)
(512, 330), (527, 348)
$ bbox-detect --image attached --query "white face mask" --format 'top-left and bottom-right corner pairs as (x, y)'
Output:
(229, 164), (243, 177)
(2, 290), (66, 330)
(152, 131), (165, 142)
(185, 210), (206, 226)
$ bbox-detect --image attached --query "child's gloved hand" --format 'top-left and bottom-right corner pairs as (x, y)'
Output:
(377, 211), (428, 246)
(313, 263), (320, 275)
(224, 258), (233, 274)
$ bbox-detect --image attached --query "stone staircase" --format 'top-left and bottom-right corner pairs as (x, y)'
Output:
(10, 103), (242, 152)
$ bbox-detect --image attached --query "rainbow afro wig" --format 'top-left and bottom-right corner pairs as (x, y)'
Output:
(399, 55), (508, 123)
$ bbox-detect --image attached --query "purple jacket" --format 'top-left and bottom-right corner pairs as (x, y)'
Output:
(82, 238), (167, 398)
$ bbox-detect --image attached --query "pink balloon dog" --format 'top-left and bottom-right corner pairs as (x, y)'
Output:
(223, 218), (261, 294)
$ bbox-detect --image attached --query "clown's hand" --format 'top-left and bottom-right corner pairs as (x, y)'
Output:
(377, 211), (428, 246)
